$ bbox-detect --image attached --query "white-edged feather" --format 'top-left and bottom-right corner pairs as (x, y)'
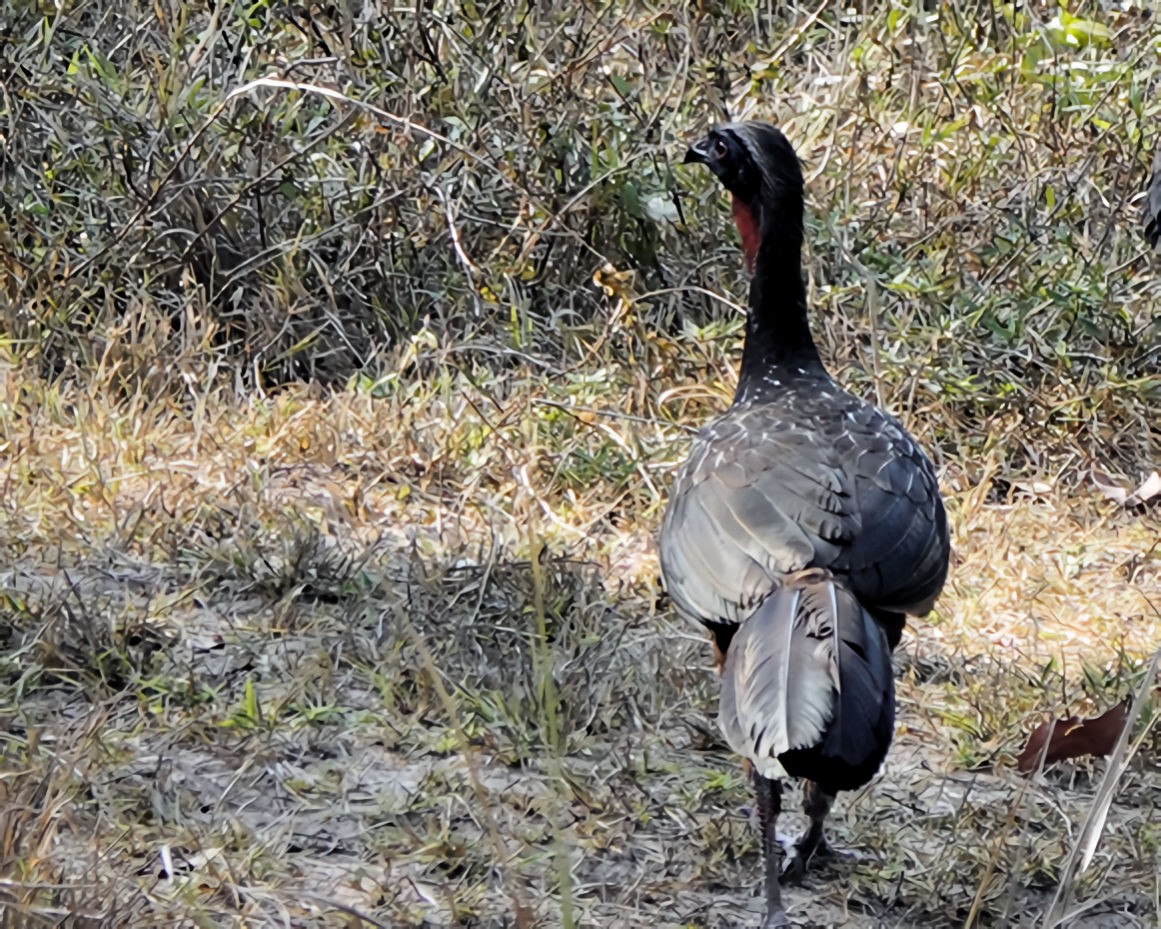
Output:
(719, 571), (893, 780)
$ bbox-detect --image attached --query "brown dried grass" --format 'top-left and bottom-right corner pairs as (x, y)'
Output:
(1, 0), (1159, 927)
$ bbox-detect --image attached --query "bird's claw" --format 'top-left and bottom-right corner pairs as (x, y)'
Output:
(779, 835), (851, 884)
(779, 849), (807, 885)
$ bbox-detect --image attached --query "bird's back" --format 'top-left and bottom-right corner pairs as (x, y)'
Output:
(659, 371), (948, 638)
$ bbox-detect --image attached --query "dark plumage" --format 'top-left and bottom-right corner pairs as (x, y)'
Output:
(1144, 148), (1161, 252)
(660, 122), (950, 928)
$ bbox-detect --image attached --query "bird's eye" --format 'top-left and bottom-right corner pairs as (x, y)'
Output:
(713, 138), (728, 159)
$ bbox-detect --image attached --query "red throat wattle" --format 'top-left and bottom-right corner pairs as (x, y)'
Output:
(731, 195), (760, 272)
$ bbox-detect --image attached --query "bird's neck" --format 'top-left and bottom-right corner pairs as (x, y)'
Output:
(735, 201), (822, 399)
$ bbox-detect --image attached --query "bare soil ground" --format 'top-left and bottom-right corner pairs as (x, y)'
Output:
(2, 385), (1158, 928)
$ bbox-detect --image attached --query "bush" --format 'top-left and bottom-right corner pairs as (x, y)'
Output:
(1, 0), (1157, 469)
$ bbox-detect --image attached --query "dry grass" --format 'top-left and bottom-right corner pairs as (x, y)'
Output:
(1, 360), (1158, 928)
(2, 0), (1160, 927)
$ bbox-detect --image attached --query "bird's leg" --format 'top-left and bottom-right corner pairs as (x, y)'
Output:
(798, 779), (835, 858)
(753, 770), (788, 928)
(780, 780), (836, 884)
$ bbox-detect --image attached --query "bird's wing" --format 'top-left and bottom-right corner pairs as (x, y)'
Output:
(660, 386), (949, 627)
(659, 402), (859, 626)
(826, 402), (949, 616)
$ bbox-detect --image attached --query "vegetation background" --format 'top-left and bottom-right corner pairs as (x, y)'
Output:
(1, 0), (1159, 926)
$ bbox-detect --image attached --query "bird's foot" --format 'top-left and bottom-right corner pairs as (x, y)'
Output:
(761, 906), (790, 928)
(812, 836), (860, 862)
(741, 808), (797, 849)
(779, 847), (809, 885)
(780, 834), (857, 884)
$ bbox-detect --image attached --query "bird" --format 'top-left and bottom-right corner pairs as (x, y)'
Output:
(659, 122), (950, 928)
(1143, 148), (1161, 252)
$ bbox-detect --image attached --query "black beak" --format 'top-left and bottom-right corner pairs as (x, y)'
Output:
(683, 137), (712, 165)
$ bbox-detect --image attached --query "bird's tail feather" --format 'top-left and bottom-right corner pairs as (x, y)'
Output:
(719, 569), (895, 793)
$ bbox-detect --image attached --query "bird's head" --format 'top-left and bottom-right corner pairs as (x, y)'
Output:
(683, 121), (803, 272)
